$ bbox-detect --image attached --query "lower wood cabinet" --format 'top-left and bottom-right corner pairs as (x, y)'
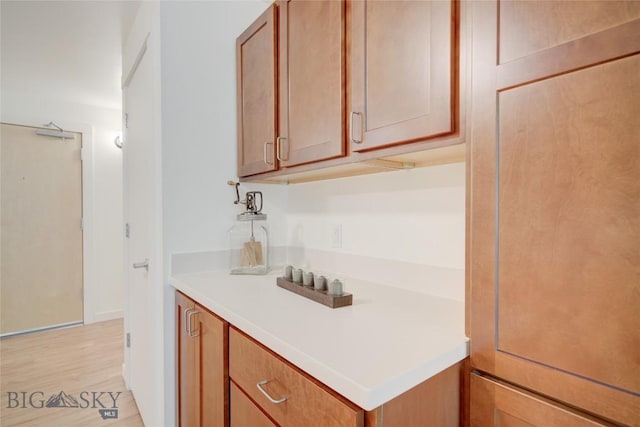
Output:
(471, 373), (611, 427)
(175, 291), (229, 427)
(366, 360), (465, 427)
(176, 290), (466, 427)
(230, 382), (277, 427)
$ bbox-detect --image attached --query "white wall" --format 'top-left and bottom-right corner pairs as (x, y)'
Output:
(286, 163), (466, 298)
(160, 1), (286, 259)
(158, 1), (285, 424)
(287, 163), (465, 267)
(0, 1), (126, 323)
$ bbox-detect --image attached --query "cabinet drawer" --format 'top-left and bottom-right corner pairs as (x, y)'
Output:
(229, 328), (364, 427)
(471, 373), (611, 426)
(231, 382), (277, 427)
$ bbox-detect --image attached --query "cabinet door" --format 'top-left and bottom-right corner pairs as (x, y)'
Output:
(231, 382), (278, 427)
(237, 4), (278, 177)
(193, 304), (229, 427)
(470, 374), (610, 427)
(175, 291), (196, 427)
(468, 2), (640, 425)
(349, 0), (456, 152)
(277, 0), (346, 167)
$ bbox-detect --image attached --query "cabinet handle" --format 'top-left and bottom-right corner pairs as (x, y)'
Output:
(256, 380), (287, 404)
(187, 310), (200, 338)
(183, 308), (193, 333)
(263, 141), (274, 165)
(350, 112), (363, 144)
(276, 137), (289, 161)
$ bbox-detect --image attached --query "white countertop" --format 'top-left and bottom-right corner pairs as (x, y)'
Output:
(170, 270), (468, 411)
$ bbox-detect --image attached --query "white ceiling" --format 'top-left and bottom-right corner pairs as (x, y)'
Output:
(1, 0), (140, 113)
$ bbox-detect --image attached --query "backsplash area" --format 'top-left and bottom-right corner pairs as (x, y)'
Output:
(286, 162), (465, 300)
(172, 162), (465, 301)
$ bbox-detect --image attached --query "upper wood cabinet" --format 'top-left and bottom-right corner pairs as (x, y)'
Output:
(349, 0), (457, 152)
(468, 1), (640, 425)
(236, 0), (463, 181)
(236, 5), (278, 177)
(277, 0), (346, 168)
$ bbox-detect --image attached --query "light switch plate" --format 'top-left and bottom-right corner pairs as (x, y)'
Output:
(331, 224), (342, 248)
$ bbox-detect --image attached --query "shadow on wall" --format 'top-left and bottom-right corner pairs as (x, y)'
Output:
(286, 162), (465, 215)
(285, 162), (466, 269)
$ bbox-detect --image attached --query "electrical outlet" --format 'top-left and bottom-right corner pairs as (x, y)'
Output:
(331, 224), (342, 248)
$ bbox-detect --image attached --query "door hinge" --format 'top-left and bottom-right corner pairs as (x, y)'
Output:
(80, 218), (84, 231)
(125, 113), (129, 129)
(126, 332), (131, 348)
(125, 223), (130, 239)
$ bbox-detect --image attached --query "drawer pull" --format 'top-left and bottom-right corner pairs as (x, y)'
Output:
(257, 380), (287, 404)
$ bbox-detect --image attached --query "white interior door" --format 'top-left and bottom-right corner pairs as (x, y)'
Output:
(0, 123), (83, 336)
(123, 44), (156, 426)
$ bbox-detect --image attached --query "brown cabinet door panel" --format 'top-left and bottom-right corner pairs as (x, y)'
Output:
(498, 0), (640, 64)
(468, 1), (640, 424)
(176, 292), (197, 427)
(350, 0), (456, 152)
(496, 54), (640, 395)
(176, 292), (229, 427)
(237, 5), (278, 177)
(278, 0), (346, 167)
(470, 374), (612, 427)
(195, 304), (229, 427)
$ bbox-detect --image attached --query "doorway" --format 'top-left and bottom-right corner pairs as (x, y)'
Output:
(0, 123), (84, 336)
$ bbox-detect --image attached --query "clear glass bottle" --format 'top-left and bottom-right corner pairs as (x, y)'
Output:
(229, 191), (269, 275)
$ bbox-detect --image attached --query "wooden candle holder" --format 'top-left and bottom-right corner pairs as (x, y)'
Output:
(276, 277), (353, 309)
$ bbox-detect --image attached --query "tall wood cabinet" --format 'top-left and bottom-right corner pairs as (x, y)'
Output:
(349, 0), (457, 152)
(468, 1), (640, 426)
(176, 291), (229, 427)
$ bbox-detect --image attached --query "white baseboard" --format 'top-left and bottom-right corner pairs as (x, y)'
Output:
(94, 309), (124, 322)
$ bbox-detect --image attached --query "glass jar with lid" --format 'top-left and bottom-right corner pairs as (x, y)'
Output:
(229, 190), (269, 275)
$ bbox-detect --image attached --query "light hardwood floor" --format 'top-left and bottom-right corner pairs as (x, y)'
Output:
(0, 319), (144, 426)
